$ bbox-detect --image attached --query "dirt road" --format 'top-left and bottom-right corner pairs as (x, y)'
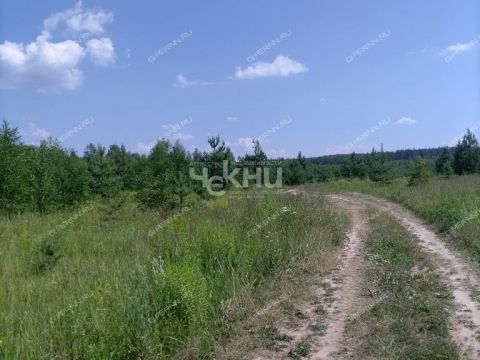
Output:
(338, 193), (480, 359)
(253, 191), (480, 359)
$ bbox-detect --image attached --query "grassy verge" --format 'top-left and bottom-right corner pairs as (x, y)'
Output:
(345, 211), (458, 359)
(0, 191), (345, 359)
(306, 175), (480, 262)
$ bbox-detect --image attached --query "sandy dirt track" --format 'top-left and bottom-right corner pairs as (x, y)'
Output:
(253, 191), (480, 359)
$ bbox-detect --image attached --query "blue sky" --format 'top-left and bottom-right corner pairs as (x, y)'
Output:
(0, 0), (479, 158)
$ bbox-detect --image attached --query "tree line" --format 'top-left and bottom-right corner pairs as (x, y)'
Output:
(0, 122), (278, 216)
(1, 120), (479, 216)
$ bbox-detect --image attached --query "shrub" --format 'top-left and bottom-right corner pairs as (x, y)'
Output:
(29, 235), (62, 274)
(408, 158), (432, 186)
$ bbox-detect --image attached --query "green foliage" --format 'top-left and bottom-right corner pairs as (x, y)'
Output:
(29, 234), (62, 274)
(84, 143), (122, 197)
(408, 157), (432, 186)
(0, 120), (24, 215)
(366, 149), (394, 183)
(56, 151), (91, 206)
(341, 153), (367, 179)
(135, 139), (193, 209)
(436, 147), (453, 177)
(30, 141), (58, 213)
(453, 129), (480, 175)
(0, 122), (91, 215)
(283, 152), (307, 185)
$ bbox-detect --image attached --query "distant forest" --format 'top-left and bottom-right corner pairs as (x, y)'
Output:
(308, 147), (446, 165)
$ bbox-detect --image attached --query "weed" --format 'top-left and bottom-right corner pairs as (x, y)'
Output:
(288, 339), (311, 359)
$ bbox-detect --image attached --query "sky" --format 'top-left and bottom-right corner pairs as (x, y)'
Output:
(0, 0), (479, 158)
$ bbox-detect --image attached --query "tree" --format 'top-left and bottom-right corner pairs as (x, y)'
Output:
(207, 135), (225, 153)
(341, 153), (367, 179)
(54, 150), (90, 206)
(365, 148), (394, 183)
(107, 144), (135, 190)
(436, 147), (453, 177)
(30, 140), (56, 213)
(312, 165), (335, 183)
(0, 121), (24, 215)
(284, 152), (307, 185)
(136, 140), (175, 209)
(84, 144), (121, 197)
(453, 129), (480, 175)
(408, 157), (432, 186)
(252, 139), (267, 163)
(170, 141), (192, 205)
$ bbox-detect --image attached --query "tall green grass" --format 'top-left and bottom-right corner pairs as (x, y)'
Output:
(0, 191), (345, 359)
(308, 175), (480, 261)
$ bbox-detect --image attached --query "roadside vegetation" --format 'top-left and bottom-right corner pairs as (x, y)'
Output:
(0, 191), (345, 359)
(345, 212), (458, 359)
(308, 175), (480, 262)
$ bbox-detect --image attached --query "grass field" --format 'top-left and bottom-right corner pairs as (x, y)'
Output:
(307, 175), (480, 262)
(0, 191), (346, 359)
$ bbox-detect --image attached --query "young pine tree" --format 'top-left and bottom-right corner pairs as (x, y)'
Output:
(408, 157), (432, 186)
(435, 147), (453, 177)
(453, 129), (480, 175)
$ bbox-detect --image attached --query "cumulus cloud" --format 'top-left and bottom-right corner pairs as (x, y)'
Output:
(173, 74), (214, 88)
(395, 116), (417, 125)
(19, 122), (51, 145)
(43, 1), (113, 35)
(0, 2), (114, 91)
(235, 55), (308, 80)
(0, 35), (85, 90)
(86, 38), (115, 66)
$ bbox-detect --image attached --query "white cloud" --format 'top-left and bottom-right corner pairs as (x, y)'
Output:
(235, 55), (308, 80)
(137, 130), (194, 155)
(395, 116), (417, 125)
(226, 137), (254, 153)
(173, 74), (214, 88)
(440, 41), (476, 57)
(161, 124), (182, 133)
(86, 38), (115, 66)
(0, 35), (85, 90)
(226, 116), (239, 122)
(19, 122), (50, 145)
(268, 148), (288, 158)
(320, 97), (327, 103)
(137, 142), (152, 154)
(0, 2), (114, 91)
(43, 1), (113, 35)
(169, 132), (194, 141)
